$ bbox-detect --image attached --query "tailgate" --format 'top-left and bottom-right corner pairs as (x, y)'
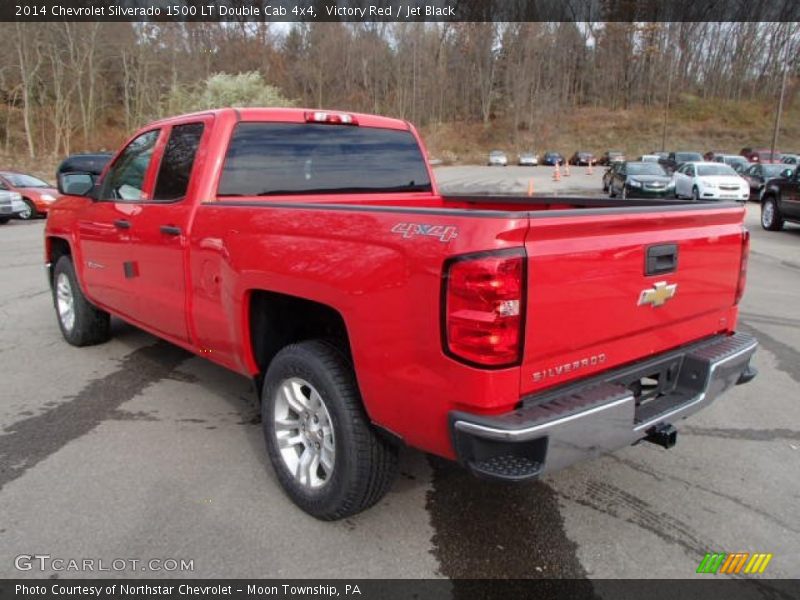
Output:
(520, 206), (746, 396)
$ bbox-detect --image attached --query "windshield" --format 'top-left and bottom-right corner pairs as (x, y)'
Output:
(218, 123), (432, 196)
(675, 152), (703, 162)
(628, 163), (668, 176)
(697, 164), (737, 176)
(3, 173), (50, 187)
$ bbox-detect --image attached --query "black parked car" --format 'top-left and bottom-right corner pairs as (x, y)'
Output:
(659, 151), (703, 174)
(542, 152), (565, 166)
(760, 166), (800, 230)
(741, 162), (792, 201)
(607, 161), (675, 199)
(568, 151), (595, 166)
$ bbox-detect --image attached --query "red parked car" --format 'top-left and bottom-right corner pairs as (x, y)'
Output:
(0, 171), (59, 220)
(45, 108), (757, 519)
(740, 148), (782, 164)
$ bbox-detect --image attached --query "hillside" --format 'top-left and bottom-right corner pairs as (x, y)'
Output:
(420, 95), (800, 164)
(1, 95), (797, 184)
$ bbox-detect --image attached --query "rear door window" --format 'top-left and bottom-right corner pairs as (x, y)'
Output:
(218, 123), (431, 196)
(153, 122), (205, 202)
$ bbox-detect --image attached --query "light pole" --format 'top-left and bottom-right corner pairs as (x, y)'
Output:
(770, 38), (789, 161)
(661, 56), (673, 152)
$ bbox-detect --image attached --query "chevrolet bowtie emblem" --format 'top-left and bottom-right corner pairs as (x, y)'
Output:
(638, 281), (677, 307)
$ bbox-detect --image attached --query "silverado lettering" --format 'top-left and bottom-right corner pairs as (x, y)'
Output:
(45, 107), (757, 520)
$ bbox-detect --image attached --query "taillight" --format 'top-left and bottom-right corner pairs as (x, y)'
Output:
(443, 249), (526, 367)
(735, 228), (750, 305)
(304, 111), (358, 125)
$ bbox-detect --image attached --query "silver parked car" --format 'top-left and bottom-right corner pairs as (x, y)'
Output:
(518, 152), (539, 166)
(0, 190), (24, 224)
(488, 150), (508, 166)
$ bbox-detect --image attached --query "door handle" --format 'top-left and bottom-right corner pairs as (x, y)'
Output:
(646, 244), (678, 276)
(160, 225), (182, 236)
(113, 219), (131, 229)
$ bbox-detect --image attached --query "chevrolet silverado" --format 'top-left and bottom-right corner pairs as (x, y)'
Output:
(45, 108), (757, 519)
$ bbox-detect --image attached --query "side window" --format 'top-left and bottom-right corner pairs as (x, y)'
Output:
(100, 130), (159, 201)
(687, 165), (695, 177)
(0, 180), (8, 190)
(153, 122), (205, 202)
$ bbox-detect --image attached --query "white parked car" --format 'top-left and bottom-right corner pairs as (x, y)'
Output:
(518, 152), (539, 166)
(488, 150), (508, 166)
(673, 162), (749, 202)
(0, 190), (24, 224)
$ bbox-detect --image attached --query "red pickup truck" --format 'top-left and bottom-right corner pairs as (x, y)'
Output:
(46, 108), (757, 519)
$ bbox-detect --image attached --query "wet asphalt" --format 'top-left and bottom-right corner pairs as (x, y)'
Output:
(0, 171), (798, 585)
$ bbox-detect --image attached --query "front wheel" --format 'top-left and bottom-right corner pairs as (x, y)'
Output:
(0, 217), (9, 224)
(262, 340), (398, 520)
(52, 256), (111, 346)
(761, 198), (784, 231)
(692, 186), (700, 202)
(18, 199), (37, 220)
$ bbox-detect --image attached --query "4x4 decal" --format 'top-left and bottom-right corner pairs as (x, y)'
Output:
(391, 222), (458, 243)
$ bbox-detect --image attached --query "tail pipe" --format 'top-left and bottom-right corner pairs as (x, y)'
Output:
(644, 423), (678, 449)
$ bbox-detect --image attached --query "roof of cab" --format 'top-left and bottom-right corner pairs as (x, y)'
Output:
(149, 107), (411, 131)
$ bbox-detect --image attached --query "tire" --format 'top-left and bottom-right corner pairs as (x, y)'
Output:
(621, 185), (628, 200)
(761, 197), (784, 231)
(0, 217), (9, 224)
(18, 199), (37, 220)
(262, 340), (398, 520)
(692, 186), (700, 202)
(609, 182), (617, 198)
(52, 255), (111, 346)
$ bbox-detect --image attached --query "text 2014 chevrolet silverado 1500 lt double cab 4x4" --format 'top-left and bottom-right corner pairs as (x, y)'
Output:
(46, 108), (757, 519)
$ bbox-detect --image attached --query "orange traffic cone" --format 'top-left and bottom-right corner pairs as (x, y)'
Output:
(587, 160), (594, 175)
(527, 179), (534, 197)
(553, 163), (561, 182)
(564, 161), (571, 177)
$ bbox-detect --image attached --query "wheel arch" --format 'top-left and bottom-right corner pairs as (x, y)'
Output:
(45, 237), (72, 289)
(246, 289), (354, 398)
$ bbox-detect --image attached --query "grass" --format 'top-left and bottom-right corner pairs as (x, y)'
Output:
(420, 96), (800, 164)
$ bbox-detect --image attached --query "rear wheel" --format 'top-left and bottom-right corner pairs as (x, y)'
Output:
(262, 340), (398, 520)
(761, 197), (784, 231)
(52, 256), (111, 346)
(0, 217), (9, 224)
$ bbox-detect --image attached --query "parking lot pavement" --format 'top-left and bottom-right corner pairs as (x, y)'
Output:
(434, 164), (607, 196)
(0, 204), (798, 583)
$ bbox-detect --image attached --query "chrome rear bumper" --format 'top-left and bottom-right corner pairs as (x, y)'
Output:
(451, 332), (758, 481)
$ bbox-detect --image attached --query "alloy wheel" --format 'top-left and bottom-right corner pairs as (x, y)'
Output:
(273, 377), (335, 489)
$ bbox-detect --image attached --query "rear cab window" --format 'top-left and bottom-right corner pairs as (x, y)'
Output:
(217, 123), (431, 197)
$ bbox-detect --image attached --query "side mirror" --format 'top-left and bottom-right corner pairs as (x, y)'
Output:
(58, 172), (95, 197)
(780, 168), (793, 178)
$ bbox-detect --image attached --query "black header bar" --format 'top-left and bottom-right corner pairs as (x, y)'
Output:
(5, 0), (800, 22)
